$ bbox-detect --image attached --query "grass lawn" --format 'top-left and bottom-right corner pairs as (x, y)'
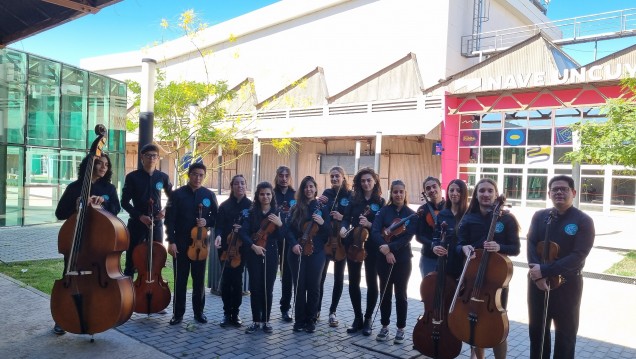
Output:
(605, 251), (636, 277)
(0, 255), (205, 295)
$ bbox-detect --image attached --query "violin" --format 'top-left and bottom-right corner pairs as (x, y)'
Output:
(220, 216), (243, 268)
(347, 205), (371, 263)
(132, 198), (171, 314)
(448, 195), (513, 349)
(51, 125), (133, 335)
(299, 201), (323, 255)
(253, 215), (277, 248)
(536, 210), (565, 289)
(413, 222), (462, 359)
(422, 191), (440, 228)
(324, 187), (346, 261)
(382, 209), (422, 243)
(188, 204), (210, 261)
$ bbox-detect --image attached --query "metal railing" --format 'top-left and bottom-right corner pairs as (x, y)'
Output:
(462, 8), (636, 57)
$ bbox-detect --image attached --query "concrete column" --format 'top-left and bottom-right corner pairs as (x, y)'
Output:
(138, 58), (157, 170)
(374, 132), (382, 172)
(354, 140), (361, 174)
(251, 136), (261, 195)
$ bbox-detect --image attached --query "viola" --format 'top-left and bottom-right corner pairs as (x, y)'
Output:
(51, 125), (134, 335)
(299, 201), (323, 255)
(448, 195), (513, 349)
(536, 210), (565, 289)
(253, 215), (277, 248)
(413, 222), (462, 359)
(347, 205), (371, 263)
(381, 209), (422, 243)
(188, 203), (210, 261)
(220, 216), (243, 268)
(132, 198), (171, 314)
(422, 191), (441, 228)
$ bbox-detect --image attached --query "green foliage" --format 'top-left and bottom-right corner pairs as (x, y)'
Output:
(565, 78), (636, 167)
(605, 251), (636, 277)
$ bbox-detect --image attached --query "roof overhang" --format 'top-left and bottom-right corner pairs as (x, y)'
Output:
(0, 0), (122, 47)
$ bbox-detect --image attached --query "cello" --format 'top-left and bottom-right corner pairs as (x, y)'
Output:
(413, 222), (462, 359)
(51, 125), (134, 335)
(448, 195), (512, 349)
(347, 205), (371, 262)
(188, 204), (210, 261)
(132, 199), (171, 314)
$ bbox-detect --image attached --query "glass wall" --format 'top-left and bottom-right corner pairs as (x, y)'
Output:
(457, 106), (635, 212)
(0, 48), (127, 226)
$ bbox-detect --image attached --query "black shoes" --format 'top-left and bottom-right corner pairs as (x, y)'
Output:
(169, 316), (183, 325)
(53, 323), (66, 335)
(293, 322), (305, 332)
(231, 314), (243, 327)
(194, 313), (208, 324)
(245, 322), (260, 334)
(262, 323), (273, 333)
(362, 317), (372, 336)
(346, 317), (363, 334)
(281, 310), (293, 322)
(220, 315), (231, 328)
(305, 321), (316, 333)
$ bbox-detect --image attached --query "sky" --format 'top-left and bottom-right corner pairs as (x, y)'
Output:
(10, 0), (636, 67)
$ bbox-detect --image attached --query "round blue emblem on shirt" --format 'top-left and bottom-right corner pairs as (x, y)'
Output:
(155, 182), (163, 190)
(202, 198), (211, 207)
(289, 199), (297, 207)
(340, 198), (350, 207)
(564, 224), (578, 235)
(315, 210), (323, 217)
(371, 203), (380, 212)
(241, 209), (250, 217)
(495, 222), (504, 233)
(102, 195), (109, 201)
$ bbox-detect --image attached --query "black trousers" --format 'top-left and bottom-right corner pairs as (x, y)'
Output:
(319, 256), (346, 314)
(172, 250), (206, 318)
(347, 250), (379, 319)
(125, 220), (163, 276)
(377, 257), (411, 328)
(288, 249), (325, 325)
(528, 275), (583, 359)
(246, 249), (278, 322)
(278, 237), (293, 312)
(219, 250), (244, 317)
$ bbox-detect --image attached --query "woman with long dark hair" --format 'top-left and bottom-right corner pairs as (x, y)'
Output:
(341, 167), (385, 335)
(370, 179), (416, 344)
(240, 182), (284, 334)
(287, 176), (330, 333)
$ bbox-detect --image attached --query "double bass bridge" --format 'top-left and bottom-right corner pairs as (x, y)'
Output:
(66, 270), (93, 276)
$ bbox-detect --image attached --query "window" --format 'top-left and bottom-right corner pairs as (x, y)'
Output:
(528, 109), (552, 127)
(554, 108), (580, 126)
(481, 148), (501, 164)
(480, 113), (502, 129)
(504, 111), (528, 128)
(503, 148), (525, 164)
(481, 131), (502, 146)
(60, 66), (88, 149)
(0, 49), (27, 144)
(528, 128), (552, 146)
(27, 56), (61, 147)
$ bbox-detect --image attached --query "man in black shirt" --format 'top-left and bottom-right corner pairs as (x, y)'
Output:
(527, 175), (595, 359)
(273, 166), (296, 322)
(165, 162), (217, 325)
(120, 144), (172, 276)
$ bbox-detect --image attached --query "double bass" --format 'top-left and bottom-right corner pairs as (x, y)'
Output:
(448, 195), (512, 348)
(413, 222), (462, 359)
(51, 125), (134, 335)
(188, 204), (210, 261)
(132, 199), (171, 315)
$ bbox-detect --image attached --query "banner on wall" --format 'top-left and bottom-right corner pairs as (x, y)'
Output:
(527, 146), (551, 165)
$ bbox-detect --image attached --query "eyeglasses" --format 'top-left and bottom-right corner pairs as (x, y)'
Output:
(143, 153), (159, 159)
(550, 187), (571, 194)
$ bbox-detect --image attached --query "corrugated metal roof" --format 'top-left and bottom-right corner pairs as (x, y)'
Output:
(256, 67), (328, 110)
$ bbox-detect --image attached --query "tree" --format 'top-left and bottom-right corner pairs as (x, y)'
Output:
(565, 78), (636, 168)
(126, 10), (298, 185)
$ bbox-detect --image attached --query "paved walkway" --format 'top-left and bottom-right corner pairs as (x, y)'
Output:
(1, 207), (635, 358)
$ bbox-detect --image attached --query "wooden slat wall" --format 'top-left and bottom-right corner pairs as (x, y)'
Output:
(125, 137), (441, 204)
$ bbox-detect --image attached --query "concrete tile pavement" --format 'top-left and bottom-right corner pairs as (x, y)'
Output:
(1, 206), (636, 358)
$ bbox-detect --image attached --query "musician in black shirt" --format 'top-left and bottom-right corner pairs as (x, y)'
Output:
(274, 166), (296, 322)
(527, 175), (595, 359)
(120, 144), (172, 276)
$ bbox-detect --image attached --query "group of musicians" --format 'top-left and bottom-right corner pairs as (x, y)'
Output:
(54, 144), (595, 359)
